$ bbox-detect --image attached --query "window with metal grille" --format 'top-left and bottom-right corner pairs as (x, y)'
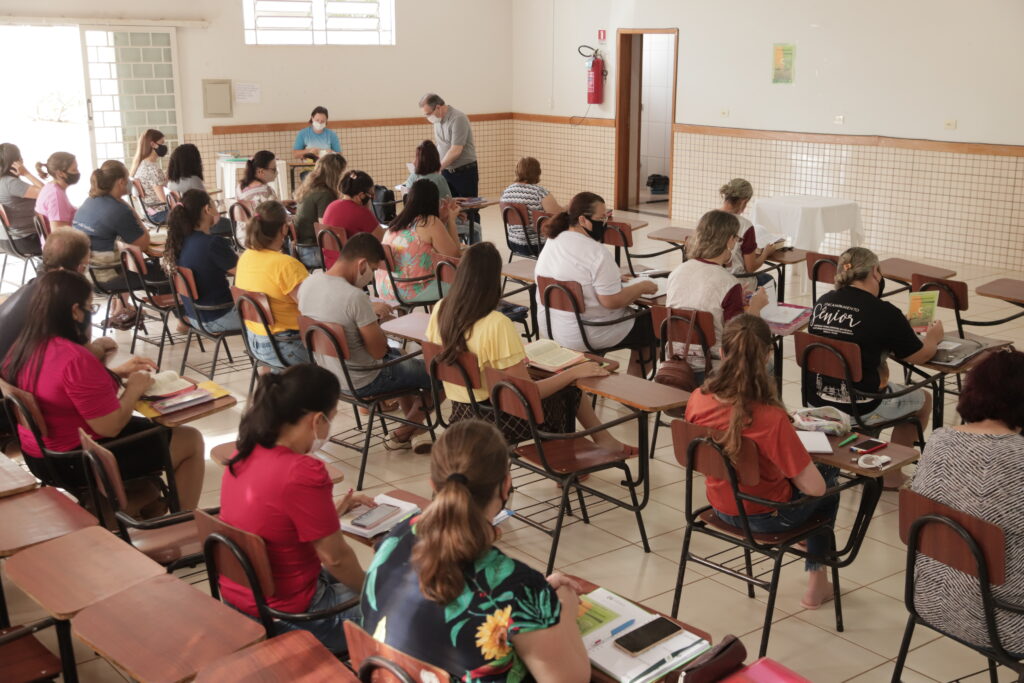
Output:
(242, 0), (395, 45)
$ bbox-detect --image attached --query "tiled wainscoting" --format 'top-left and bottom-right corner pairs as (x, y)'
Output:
(672, 126), (1024, 270)
(185, 115), (1022, 270)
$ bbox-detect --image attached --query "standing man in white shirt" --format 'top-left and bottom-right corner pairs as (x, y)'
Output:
(419, 93), (480, 242)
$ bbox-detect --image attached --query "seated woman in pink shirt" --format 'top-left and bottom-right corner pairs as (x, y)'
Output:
(1, 270), (204, 509)
(35, 152), (80, 229)
(219, 364), (372, 653)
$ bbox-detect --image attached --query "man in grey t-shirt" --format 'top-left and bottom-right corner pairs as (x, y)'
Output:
(419, 93), (477, 198)
(296, 233), (433, 452)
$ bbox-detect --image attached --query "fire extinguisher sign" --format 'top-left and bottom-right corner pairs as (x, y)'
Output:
(597, 29), (606, 42)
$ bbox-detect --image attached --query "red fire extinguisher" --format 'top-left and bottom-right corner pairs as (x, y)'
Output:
(581, 45), (605, 104)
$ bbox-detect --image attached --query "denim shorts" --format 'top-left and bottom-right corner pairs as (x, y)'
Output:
(245, 329), (310, 368)
(862, 383), (927, 425)
(187, 310), (242, 334)
(271, 569), (361, 654)
(294, 244), (323, 270)
(347, 351), (431, 398)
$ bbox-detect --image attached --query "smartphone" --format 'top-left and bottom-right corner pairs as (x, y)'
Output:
(850, 438), (887, 454)
(351, 504), (400, 529)
(613, 617), (682, 656)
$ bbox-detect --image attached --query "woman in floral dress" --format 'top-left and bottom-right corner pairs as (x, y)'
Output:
(359, 419), (590, 682)
(374, 178), (461, 306)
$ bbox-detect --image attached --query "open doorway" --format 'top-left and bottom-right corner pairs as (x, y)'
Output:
(0, 25), (92, 207)
(614, 29), (678, 217)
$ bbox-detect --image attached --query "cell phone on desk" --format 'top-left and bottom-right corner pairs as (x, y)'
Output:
(613, 617), (682, 656)
(850, 438), (887, 454)
(351, 504), (400, 529)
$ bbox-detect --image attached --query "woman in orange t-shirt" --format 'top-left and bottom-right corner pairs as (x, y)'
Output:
(684, 314), (840, 610)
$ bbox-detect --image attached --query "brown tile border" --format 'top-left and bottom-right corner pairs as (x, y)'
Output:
(672, 123), (1024, 157)
(212, 112), (514, 135)
(511, 112), (615, 128)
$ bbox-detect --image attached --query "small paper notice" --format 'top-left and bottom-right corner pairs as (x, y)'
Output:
(235, 82), (261, 104)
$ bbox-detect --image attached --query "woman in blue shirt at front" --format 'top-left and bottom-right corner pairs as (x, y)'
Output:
(292, 106), (341, 161)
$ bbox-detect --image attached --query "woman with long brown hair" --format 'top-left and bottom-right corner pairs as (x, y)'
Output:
(293, 153), (347, 268)
(685, 314), (839, 610)
(129, 128), (170, 224)
(426, 242), (632, 453)
(360, 419), (590, 682)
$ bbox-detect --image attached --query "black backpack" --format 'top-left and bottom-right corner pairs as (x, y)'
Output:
(371, 185), (398, 223)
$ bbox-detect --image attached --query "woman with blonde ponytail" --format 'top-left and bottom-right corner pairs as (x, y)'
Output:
(360, 419), (590, 683)
(685, 314), (840, 610)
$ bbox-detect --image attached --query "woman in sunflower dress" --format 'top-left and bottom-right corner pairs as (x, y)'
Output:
(359, 420), (590, 683)
(374, 178), (462, 306)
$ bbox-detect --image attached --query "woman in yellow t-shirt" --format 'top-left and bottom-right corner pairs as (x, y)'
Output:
(426, 242), (633, 452)
(234, 200), (311, 367)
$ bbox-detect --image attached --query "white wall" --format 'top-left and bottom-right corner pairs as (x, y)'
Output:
(640, 33), (673, 180)
(0, 0), (513, 134)
(512, 0), (1024, 145)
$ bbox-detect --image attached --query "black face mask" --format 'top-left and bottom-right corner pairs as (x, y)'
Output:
(585, 219), (607, 244)
(360, 194), (372, 206)
(64, 171), (81, 185)
(155, 144), (168, 157)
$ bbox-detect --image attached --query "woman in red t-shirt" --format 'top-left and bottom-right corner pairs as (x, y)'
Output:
(219, 364), (372, 653)
(684, 314), (840, 610)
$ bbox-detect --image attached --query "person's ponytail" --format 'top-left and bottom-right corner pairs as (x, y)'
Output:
(543, 210), (571, 239)
(35, 162), (49, 179)
(412, 420), (510, 604)
(88, 160), (128, 198)
(162, 189), (210, 273)
(245, 199), (288, 250)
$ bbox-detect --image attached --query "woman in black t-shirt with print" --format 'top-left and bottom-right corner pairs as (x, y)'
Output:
(806, 247), (943, 448)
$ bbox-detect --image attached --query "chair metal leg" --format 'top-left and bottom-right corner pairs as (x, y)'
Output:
(626, 470), (650, 552)
(988, 659), (999, 683)
(56, 619), (79, 683)
(545, 479), (575, 574)
(757, 552), (786, 658)
(574, 484), (589, 523)
(209, 337), (224, 380)
(0, 578), (8, 629)
(671, 526), (694, 618)
(743, 549), (756, 598)
(831, 563), (844, 632)
(890, 616), (916, 683)
(356, 404), (379, 491)
(649, 411), (663, 458)
(179, 330), (193, 375)
(247, 366), (258, 396)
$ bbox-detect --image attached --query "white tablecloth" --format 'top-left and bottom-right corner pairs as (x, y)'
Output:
(752, 196), (863, 251)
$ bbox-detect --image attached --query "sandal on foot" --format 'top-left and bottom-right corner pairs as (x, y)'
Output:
(383, 433), (413, 451)
(411, 433), (433, 455)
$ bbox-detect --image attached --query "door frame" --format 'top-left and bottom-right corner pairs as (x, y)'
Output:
(613, 28), (680, 215)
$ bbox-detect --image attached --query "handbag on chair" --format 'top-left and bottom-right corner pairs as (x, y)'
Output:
(654, 312), (701, 393)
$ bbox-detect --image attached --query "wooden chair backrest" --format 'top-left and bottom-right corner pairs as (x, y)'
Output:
(194, 509), (277, 597)
(173, 266), (200, 301)
(899, 489), (1005, 585)
(298, 315), (352, 361)
(230, 286), (275, 327)
(316, 225), (346, 253)
(34, 212), (52, 239)
(794, 331), (864, 384)
(534, 214), (554, 239)
(0, 204), (10, 229)
(537, 276), (586, 314)
(912, 274), (969, 312)
(343, 622), (449, 683)
(120, 243), (148, 276)
(485, 367), (546, 424)
(434, 257), (460, 286)
(131, 178), (146, 197)
(421, 341), (482, 389)
(602, 221), (634, 248)
(650, 306), (716, 349)
(79, 429), (128, 509)
(230, 201), (253, 225)
(0, 377), (49, 438)
(671, 419), (761, 486)
(380, 243), (398, 272)
(805, 251), (838, 284)
(499, 202), (529, 228)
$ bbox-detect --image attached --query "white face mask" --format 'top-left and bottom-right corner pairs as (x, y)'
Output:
(308, 414), (328, 454)
(426, 113), (441, 124)
(312, 121), (326, 133)
(355, 263), (374, 289)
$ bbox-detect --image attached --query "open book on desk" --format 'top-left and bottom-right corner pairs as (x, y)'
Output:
(525, 339), (586, 372)
(578, 588), (710, 683)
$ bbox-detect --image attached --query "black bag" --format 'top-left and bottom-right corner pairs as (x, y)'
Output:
(646, 173), (670, 195)
(371, 185), (397, 223)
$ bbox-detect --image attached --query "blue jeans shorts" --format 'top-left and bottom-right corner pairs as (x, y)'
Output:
(272, 569), (361, 654)
(347, 350), (431, 398)
(861, 383), (927, 425)
(246, 329), (310, 368)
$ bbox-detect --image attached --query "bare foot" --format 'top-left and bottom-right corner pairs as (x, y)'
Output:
(801, 575), (835, 610)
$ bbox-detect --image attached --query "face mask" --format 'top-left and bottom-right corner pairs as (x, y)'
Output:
(308, 413), (328, 455)
(312, 121), (326, 133)
(64, 171), (81, 185)
(355, 263), (374, 289)
(585, 219), (607, 244)
(155, 144), (168, 157)
(427, 113), (441, 124)
(360, 193), (372, 206)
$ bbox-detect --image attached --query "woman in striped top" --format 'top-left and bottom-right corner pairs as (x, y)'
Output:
(499, 157), (563, 256)
(909, 349), (1024, 655)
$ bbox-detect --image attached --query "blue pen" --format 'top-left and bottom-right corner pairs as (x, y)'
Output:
(610, 619), (635, 637)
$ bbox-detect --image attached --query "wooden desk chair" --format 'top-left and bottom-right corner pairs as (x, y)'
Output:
(0, 205), (40, 286)
(316, 223), (345, 269)
(488, 368), (651, 573)
(647, 306), (716, 454)
(500, 202), (543, 260)
(603, 221), (685, 277)
(344, 622), (450, 683)
(893, 489), (1023, 682)
(537, 275), (655, 376)
(669, 419), (846, 658)
(299, 315), (437, 490)
(231, 286), (295, 396)
(129, 178), (165, 230)
(228, 200), (252, 252)
(83, 259), (132, 335)
(794, 331), (935, 448)
(804, 251), (838, 305)
(421, 340), (488, 430)
(0, 619), (61, 682)
(377, 243), (442, 312)
(195, 509), (360, 647)
(913, 273), (1024, 335)
(195, 630), (358, 682)
(79, 430), (205, 571)
(120, 244), (177, 368)
(33, 212), (52, 243)
(171, 267), (246, 380)
(0, 379), (180, 511)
